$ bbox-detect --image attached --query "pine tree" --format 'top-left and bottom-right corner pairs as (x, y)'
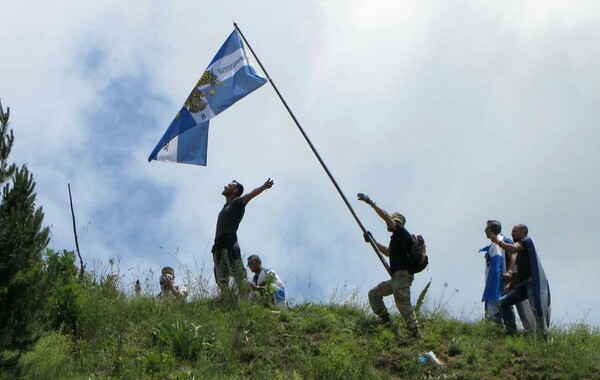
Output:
(0, 99), (16, 185)
(0, 100), (50, 348)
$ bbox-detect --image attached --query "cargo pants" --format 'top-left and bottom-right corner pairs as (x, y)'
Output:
(212, 240), (247, 296)
(368, 269), (419, 332)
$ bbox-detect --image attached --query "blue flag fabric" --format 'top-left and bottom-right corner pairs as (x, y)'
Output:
(516, 237), (551, 335)
(480, 235), (513, 302)
(480, 244), (504, 302)
(148, 30), (267, 165)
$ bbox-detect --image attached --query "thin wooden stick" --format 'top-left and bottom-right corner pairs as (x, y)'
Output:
(68, 183), (85, 279)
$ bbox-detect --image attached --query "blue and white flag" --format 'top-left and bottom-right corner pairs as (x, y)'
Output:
(480, 234), (513, 302)
(148, 30), (267, 165)
(480, 244), (504, 302)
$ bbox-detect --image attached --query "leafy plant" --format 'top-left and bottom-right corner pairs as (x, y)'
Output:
(152, 320), (218, 361)
(264, 272), (276, 296)
(414, 278), (431, 316)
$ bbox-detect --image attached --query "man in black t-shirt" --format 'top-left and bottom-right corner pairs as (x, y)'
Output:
(359, 195), (421, 339)
(212, 178), (274, 296)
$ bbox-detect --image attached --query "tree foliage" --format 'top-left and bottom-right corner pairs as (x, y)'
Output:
(0, 100), (16, 185)
(0, 100), (50, 349)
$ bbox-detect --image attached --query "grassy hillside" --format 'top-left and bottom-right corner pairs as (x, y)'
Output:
(1, 276), (599, 379)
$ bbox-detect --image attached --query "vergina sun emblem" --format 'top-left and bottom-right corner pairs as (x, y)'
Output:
(176, 70), (224, 119)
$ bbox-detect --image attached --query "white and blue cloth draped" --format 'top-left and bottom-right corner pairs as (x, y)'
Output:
(480, 243), (504, 302)
(253, 267), (286, 307)
(480, 234), (511, 302)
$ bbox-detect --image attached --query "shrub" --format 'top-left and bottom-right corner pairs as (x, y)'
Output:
(41, 250), (82, 333)
(18, 332), (74, 379)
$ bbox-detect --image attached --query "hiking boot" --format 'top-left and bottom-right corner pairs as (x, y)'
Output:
(380, 315), (399, 335)
(408, 327), (422, 340)
(505, 327), (518, 337)
(389, 324), (400, 335)
(380, 314), (391, 326)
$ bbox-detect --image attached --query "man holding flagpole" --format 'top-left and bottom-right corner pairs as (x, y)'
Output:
(358, 194), (422, 339)
(212, 178), (274, 297)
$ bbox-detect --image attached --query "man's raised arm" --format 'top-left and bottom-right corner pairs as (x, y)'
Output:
(241, 178), (274, 205)
(492, 234), (523, 255)
(357, 193), (396, 232)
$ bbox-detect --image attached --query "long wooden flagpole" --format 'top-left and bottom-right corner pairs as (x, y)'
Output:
(233, 22), (391, 276)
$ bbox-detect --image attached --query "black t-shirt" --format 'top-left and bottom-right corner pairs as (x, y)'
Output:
(516, 242), (532, 283)
(388, 221), (413, 274)
(215, 197), (246, 240)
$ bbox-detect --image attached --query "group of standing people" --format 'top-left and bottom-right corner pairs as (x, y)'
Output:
(157, 176), (551, 340)
(480, 221), (551, 338)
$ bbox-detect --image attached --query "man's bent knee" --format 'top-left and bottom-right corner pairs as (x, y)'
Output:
(368, 288), (383, 300)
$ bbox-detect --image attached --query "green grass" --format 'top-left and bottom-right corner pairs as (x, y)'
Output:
(3, 277), (600, 379)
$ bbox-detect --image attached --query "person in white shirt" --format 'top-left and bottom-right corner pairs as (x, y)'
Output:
(247, 255), (286, 308)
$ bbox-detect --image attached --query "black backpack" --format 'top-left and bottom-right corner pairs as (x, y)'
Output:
(407, 234), (428, 274)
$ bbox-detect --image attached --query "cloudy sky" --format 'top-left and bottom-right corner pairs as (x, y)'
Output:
(2, 1), (599, 327)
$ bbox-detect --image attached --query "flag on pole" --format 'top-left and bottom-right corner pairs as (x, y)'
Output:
(148, 30), (267, 165)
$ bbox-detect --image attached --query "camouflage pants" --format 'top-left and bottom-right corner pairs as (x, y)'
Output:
(368, 270), (419, 331)
(212, 242), (247, 295)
